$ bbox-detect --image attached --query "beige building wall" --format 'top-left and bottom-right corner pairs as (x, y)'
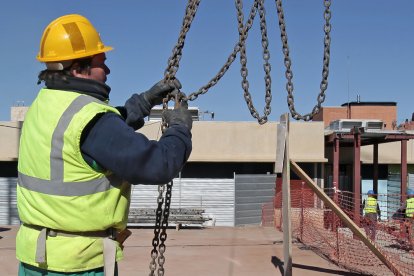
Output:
(361, 139), (414, 164)
(138, 121), (327, 163)
(1, 119), (412, 165)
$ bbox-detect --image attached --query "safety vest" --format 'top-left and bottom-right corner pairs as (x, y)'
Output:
(364, 197), (377, 214)
(406, 198), (414, 218)
(16, 88), (131, 272)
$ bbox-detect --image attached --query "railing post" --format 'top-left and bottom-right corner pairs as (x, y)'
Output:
(300, 182), (304, 241)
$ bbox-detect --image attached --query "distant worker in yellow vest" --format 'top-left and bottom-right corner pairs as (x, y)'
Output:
(16, 14), (193, 275)
(362, 190), (381, 240)
(403, 189), (414, 246)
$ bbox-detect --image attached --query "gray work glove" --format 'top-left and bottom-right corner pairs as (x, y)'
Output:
(142, 79), (182, 106)
(123, 79), (182, 130)
(162, 101), (193, 131)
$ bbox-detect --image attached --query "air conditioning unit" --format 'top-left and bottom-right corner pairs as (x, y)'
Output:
(328, 119), (383, 131)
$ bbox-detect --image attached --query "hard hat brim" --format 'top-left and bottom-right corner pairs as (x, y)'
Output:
(37, 46), (113, 62)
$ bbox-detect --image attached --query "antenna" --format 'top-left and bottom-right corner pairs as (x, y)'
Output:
(347, 56), (350, 119)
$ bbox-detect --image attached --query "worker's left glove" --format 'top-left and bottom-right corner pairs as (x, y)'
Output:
(163, 100), (193, 131)
(122, 79), (182, 130)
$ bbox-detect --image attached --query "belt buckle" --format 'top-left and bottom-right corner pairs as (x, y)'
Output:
(48, 229), (57, 237)
(108, 228), (117, 240)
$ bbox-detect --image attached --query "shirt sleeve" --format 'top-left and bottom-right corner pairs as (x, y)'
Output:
(80, 112), (192, 184)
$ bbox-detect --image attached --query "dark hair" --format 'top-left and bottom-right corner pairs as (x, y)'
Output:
(37, 57), (93, 85)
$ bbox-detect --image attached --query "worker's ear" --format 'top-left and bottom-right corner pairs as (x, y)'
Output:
(70, 62), (89, 77)
(70, 62), (81, 76)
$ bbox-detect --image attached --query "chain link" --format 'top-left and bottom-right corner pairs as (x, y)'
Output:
(164, 0), (201, 82)
(184, 0), (259, 102)
(275, 0), (332, 121)
(236, 0), (272, 124)
(162, 0), (200, 133)
(156, 181), (173, 276)
(149, 184), (165, 276)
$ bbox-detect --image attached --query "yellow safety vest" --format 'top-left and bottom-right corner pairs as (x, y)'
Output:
(406, 198), (414, 218)
(16, 88), (131, 272)
(364, 197), (377, 214)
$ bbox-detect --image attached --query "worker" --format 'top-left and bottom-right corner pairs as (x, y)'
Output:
(362, 190), (381, 240)
(16, 14), (193, 275)
(405, 189), (414, 218)
(404, 189), (414, 246)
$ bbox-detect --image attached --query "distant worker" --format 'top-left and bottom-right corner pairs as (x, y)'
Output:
(362, 190), (381, 240)
(402, 189), (414, 246)
(16, 14), (193, 275)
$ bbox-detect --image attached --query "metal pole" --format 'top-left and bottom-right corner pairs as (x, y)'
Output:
(280, 114), (292, 276)
(401, 140), (408, 202)
(353, 128), (362, 226)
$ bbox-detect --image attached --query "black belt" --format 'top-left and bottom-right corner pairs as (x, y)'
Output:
(23, 223), (117, 239)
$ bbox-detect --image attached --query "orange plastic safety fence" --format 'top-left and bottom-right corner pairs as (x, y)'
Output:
(262, 186), (414, 275)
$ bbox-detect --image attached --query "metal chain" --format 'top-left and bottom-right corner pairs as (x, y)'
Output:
(156, 181), (173, 276)
(165, 0), (201, 82)
(162, 0), (200, 133)
(275, 0), (332, 121)
(153, 0), (201, 269)
(149, 1), (332, 274)
(149, 184), (165, 276)
(163, 0), (273, 126)
(236, 0), (272, 125)
(153, 2), (201, 273)
(184, 0), (259, 102)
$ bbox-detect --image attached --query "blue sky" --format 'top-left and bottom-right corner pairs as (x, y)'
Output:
(0, 0), (413, 123)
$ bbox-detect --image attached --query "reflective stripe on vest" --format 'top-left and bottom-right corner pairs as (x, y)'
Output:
(407, 198), (414, 218)
(50, 95), (101, 181)
(18, 172), (123, 196)
(18, 93), (123, 196)
(364, 197), (377, 214)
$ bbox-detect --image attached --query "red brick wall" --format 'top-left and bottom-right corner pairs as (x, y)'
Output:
(314, 105), (397, 130)
(349, 106), (397, 130)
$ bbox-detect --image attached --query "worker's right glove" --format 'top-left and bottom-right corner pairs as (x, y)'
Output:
(162, 100), (193, 131)
(142, 79), (182, 106)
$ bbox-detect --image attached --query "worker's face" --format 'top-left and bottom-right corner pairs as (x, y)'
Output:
(72, 53), (110, 83)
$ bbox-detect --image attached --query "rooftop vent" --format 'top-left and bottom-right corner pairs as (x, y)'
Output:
(328, 119), (383, 131)
(148, 106), (200, 122)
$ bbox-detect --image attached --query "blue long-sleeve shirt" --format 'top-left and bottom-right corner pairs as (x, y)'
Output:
(80, 112), (192, 185)
(43, 75), (191, 184)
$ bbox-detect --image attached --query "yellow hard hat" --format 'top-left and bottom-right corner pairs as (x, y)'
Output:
(37, 14), (113, 62)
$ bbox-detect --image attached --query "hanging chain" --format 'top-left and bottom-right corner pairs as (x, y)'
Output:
(275, 0), (332, 121)
(236, 0), (272, 124)
(165, 0), (201, 82)
(184, 0), (259, 102)
(152, 1), (201, 273)
(149, 184), (165, 275)
(149, 1), (332, 274)
(162, 0), (200, 133)
(156, 181), (173, 276)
